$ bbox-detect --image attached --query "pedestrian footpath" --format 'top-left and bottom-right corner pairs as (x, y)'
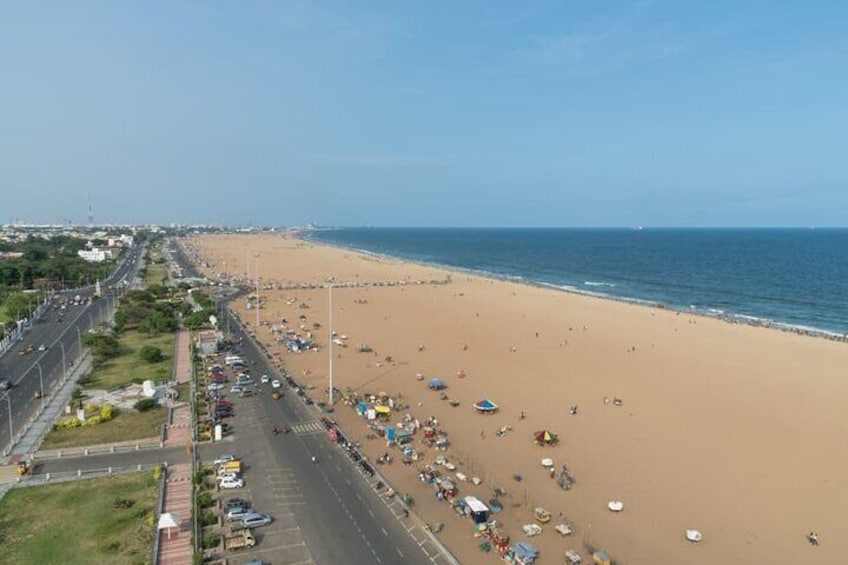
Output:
(157, 328), (194, 565)
(157, 463), (193, 565)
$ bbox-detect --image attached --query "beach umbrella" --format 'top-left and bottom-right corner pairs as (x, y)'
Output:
(157, 512), (180, 540)
(533, 430), (558, 445)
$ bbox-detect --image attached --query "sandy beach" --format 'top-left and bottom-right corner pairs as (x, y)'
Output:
(184, 233), (848, 565)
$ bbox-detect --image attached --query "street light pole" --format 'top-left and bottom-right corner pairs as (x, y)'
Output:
(59, 342), (67, 376)
(76, 326), (82, 352)
(3, 394), (12, 453)
(328, 283), (333, 406)
(35, 361), (44, 400)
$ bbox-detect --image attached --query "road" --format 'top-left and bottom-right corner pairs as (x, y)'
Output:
(197, 307), (446, 565)
(0, 244), (146, 454)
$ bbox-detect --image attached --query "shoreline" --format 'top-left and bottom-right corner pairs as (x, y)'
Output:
(296, 231), (848, 344)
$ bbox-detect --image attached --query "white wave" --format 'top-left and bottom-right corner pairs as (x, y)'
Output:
(584, 281), (616, 287)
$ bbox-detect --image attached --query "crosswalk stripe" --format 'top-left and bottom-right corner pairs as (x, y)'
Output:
(290, 421), (325, 434)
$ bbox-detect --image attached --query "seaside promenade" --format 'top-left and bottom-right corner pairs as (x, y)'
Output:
(157, 328), (193, 565)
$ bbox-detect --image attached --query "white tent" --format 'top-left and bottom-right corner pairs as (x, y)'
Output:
(158, 512), (181, 539)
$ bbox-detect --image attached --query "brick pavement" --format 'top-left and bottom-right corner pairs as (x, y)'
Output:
(158, 329), (195, 564)
(157, 463), (193, 565)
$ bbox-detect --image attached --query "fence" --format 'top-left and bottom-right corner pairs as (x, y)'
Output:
(14, 462), (161, 488)
(151, 464), (168, 565)
(35, 437), (163, 460)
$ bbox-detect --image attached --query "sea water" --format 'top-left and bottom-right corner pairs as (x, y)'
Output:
(304, 228), (848, 337)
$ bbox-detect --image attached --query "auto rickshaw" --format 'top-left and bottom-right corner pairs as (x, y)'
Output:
(272, 391), (280, 400)
(592, 550), (611, 565)
(534, 506), (551, 524)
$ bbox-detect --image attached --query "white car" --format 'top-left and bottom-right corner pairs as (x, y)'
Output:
(213, 454), (236, 466)
(260, 374), (270, 384)
(230, 385), (243, 394)
(207, 383), (224, 391)
(38, 344), (47, 351)
(271, 380), (282, 389)
(219, 477), (244, 489)
(217, 472), (240, 483)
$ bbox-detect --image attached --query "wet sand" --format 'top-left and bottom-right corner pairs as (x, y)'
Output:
(185, 233), (848, 565)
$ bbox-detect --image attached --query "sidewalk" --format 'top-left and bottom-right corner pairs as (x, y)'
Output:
(157, 328), (195, 564)
(164, 329), (192, 448)
(157, 463), (193, 565)
(3, 351), (94, 462)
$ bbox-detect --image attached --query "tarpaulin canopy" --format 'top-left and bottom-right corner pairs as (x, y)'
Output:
(427, 378), (446, 390)
(374, 405), (391, 414)
(473, 399), (498, 413)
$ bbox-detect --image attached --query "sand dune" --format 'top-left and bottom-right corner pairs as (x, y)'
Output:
(185, 233), (848, 565)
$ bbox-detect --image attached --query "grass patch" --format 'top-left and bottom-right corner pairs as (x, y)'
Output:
(41, 407), (165, 449)
(88, 330), (175, 390)
(0, 472), (158, 565)
(174, 382), (190, 402)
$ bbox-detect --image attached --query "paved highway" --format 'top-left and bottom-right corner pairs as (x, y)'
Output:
(0, 244), (146, 455)
(204, 307), (444, 565)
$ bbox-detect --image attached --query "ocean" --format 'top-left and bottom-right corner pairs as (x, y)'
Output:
(304, 228), (848, 337)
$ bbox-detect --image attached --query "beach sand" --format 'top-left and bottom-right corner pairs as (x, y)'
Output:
(185, 233), (848, 564)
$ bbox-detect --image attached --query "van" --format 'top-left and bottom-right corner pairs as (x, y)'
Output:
(219, 460), (242, 474)
(225, 355), (244, 367)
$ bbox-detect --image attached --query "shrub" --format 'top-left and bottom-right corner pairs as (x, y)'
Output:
(134, 398), (158, 412)
(153, 465), (162, 481)
(113, 497), (135, 509)
(139, 345), (164, 363)
(197, 492), (214, 509)
(201, 511), (217, 527)
(83, 415), (102, 426)
(100, 403), (113, 421)
(202, 532), (219, 550)
(54, 416), (82, 430)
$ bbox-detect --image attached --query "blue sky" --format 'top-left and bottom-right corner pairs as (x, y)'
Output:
(1, 1), (846, 227)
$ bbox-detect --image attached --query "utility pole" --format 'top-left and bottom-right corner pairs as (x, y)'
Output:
(328, 283), (333, 406)
(255, 253), (260, 329)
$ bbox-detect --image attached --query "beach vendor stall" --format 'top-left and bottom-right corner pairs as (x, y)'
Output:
(473, 398), (499, 414)
(511, 541), (539, 565)
(374, 405), (392, 420)
(462, 495), (490, 524)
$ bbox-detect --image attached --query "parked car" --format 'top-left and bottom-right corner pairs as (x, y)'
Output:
(0, 379), (11, 391)
(240, 390), (253, 398)
(224, 497), (251, 511)
(260, 374), (270, 384)
(271, 380), (282, 389)
(226, 506), (254, 521)
(37, 344), (47, 351)
(214, 454), (236, 466)
(207, 383), (224, 391)
(230, 385), (243, 394)
(219, 476), (244, 489)
(241, 513), (272, 528)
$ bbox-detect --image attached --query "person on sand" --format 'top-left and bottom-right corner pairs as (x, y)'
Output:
(520, 411), (526, 420)
(808, 532), (819, 545)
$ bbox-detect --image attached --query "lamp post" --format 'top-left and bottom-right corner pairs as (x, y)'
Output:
(328, 283), (334, 406)
(76, 326), (82, 353)
(59, 342), (67, 376)
(3, 393), (12, 452)
(255, 253), (260, 329)
(35, 361), (44, 400)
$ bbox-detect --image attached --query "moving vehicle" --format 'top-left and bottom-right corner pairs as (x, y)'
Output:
(241, 513), (272, 528)
(19, 346), (34, 356)
(0, 379), (12, 391)
(37, 344), (47, 351)
(223, 529), (256, 551)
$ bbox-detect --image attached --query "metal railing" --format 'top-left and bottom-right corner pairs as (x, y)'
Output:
(34, 437), (163, 460)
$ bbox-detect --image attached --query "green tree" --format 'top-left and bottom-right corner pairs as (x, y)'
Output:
(139, 345), (164, 363)
(3, 292), (35, 320)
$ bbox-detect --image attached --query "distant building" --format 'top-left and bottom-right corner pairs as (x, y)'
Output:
(77, 249), (113, 262)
